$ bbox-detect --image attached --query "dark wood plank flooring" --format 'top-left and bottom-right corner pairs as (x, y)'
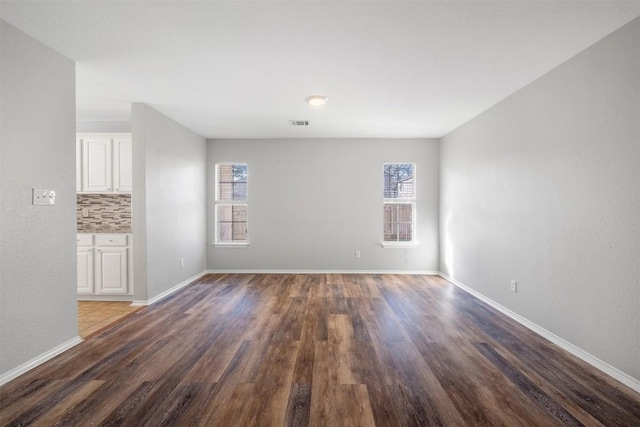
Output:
(1, 274), (639, 426)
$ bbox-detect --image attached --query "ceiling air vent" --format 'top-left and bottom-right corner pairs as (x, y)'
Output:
(289, 120), (309, 126)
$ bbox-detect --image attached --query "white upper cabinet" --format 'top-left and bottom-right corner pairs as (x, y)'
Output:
(81, 136), (113, 192)
(76, 139), (82, 192)
(113, 137), (133, 193)
(77, 133), (132, 193)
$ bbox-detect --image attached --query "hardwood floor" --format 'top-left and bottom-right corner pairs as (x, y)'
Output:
(1, 274), (639, 426)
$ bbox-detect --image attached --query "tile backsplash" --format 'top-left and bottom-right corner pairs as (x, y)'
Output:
(77, 194), (132, 233)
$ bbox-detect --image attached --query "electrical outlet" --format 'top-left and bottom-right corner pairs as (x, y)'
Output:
(510, 280), (517, 293)
(82, 207), (90, 217)
(180, 258), (185, 268)
(355, 250), (361, 258)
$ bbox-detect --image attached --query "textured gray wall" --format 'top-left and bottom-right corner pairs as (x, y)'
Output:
(0, 21), (78, 376)
(132, 104), (207, 302)
(207, 138), (439, 272)
(76, 121), (131, 133)
(440, 18), (639, 381)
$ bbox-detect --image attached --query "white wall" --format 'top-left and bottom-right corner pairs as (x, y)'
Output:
(132, 104), (207, 302)
(0, 21), (78, 376)
(440, 18), (639, 381)
(76, 121), (131, 133)
(207, 138), (439, 272)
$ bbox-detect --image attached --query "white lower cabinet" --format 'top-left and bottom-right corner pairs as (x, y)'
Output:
(95, 247), (128, 294)
(78, 233), (132, 296)
(77, 247), (94, 293)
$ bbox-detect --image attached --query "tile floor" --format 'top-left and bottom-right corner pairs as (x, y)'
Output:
(77, 301), (141, 338)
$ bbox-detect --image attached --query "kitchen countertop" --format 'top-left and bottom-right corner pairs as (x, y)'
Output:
(77, 229), (132, 234)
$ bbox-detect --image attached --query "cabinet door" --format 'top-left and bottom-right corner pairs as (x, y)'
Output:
(95, 247), (128, 294)
(77, 247), (94, 293)
(82, 137), (112, 192)
(76, 138), (82, 192)
(113, 137), (133, 193)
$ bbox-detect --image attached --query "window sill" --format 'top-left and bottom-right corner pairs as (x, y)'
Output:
(380, 242), (419, 249)
(213, 242), (250, 248)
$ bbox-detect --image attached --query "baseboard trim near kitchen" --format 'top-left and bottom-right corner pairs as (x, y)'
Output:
(0, 336), (83, 386)
(206, 269), (440, 275)
(439, 272), (640, 394)
(78, 295), (134, 302)
(131, 271), (208, 307)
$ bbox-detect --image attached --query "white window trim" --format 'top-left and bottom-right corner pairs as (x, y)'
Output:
(213, 163), (249, 247)
(381, 162), (418, 247)
(213, 242), (250, 248)
(381, 240), (419, 249)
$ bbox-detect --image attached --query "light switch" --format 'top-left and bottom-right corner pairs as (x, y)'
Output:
(32, 188), (56, 206)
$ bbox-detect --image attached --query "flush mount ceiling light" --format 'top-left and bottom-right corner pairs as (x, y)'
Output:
(305, 95), (328, 106)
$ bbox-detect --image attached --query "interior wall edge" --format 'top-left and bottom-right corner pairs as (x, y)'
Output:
(0, 337), (83, 387)
(440, 272), (640, 393)
(131, 270), (208, 307)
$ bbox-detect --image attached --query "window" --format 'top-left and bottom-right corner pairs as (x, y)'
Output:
(383, 163), (416, 245)
(215, 163), (248, 245)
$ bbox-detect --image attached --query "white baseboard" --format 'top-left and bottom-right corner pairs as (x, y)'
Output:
(1, 271), (208, 384)
(439, 272), (640, 393)
(206, 269), (440, 275)
(131, 271), (207, 306)
(0, 336), (83, 386)
(78, 295), (133, 302)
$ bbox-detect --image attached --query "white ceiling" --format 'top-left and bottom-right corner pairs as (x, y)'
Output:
(2, 1), (640, 139)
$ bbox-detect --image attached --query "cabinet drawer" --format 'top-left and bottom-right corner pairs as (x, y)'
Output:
(95, 234), (128, 246)
(77, 234), (93, 246)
